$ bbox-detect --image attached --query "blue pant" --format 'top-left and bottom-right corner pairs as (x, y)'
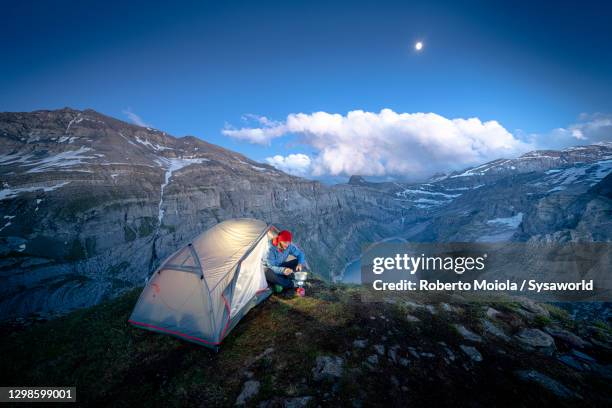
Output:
(265, 258), (299, 289)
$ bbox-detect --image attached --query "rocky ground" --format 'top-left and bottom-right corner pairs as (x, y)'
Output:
(2, 279), (611, 407)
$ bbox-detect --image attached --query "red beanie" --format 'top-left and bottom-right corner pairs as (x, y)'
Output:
(277, 230), (292, 243)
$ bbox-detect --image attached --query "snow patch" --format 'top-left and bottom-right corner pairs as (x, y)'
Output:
(16, 147), (97, 173)
(486, 213), (523, 228)
(396, 188), (461, 199)
(155, 157), (210, 223)
(0, 181), (71, 201)
(135, 136), (173, 151)
(65, 115), (83, 135)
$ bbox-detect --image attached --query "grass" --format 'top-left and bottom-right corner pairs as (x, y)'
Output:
(1, 279), (611, 407)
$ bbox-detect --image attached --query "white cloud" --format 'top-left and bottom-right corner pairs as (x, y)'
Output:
(222, 114), (286, 145)
(521, 113), (612, 150)
(265, 153), (312, 176)
(224, 109), (533, 178)
(123, 108), (151, 127)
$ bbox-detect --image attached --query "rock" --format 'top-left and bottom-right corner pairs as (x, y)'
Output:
(454, 324), (483, 342)
(515, 370), (578, 399)
(425, 305), (437, 315)
(235, 380), (260, 405)
(403, 301), (423, 309)
(544, 327), (589, 349)
(481, 318), (510, 341)
(459, 345), (483, 362)
(440, 303), (453, 312)
(518, 299), (550, 318)
(443, 347), (456, 362)
(373, 344), (385, 355)
(557, 355), (584, 371)
(514, 328), (555, 354)
(494, 310), (524, 329)
(367, 354), (379, 365)
(283, 396), (313, 408)
(312, 356), (344, 381)
(254, 347), (275, 362)
(405, 314), (420, 322)
(388, 345), (400, 363)
(486, 307), (501, 319)
(570, 349), (596, 363)
(353, 339), (368, 349)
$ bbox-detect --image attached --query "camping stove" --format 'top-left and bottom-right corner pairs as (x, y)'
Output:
(294, 271), (308, 297)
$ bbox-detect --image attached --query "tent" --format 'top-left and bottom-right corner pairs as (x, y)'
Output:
(129, 218), (277, 349)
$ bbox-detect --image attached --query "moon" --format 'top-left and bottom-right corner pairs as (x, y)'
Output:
(415, 41), (423, 51)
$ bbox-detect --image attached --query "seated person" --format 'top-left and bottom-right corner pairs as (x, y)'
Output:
(263, 229), (305, 291)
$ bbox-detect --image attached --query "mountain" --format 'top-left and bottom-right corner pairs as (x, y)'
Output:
(0, 108), (405, 319)
(2, 108), (611, 321)
(347, 143), (612, 245)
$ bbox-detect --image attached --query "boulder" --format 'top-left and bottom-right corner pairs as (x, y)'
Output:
(235, 380), (260, 405)
(454, 324), (483, 342)
(514, 328), (555, 354)
(312, 356), (344, 382)
(459, 345), (483, 362)
(373, 344), (385, 355)
(283, 396), (313, 408)
(481, 318), (510, 341)
(515, 370), (578, 399)
(518, 299), (550, 318)
(544, 327), (590, 349)
(352, 339), (368, 349)
(486, 307), (501, 319)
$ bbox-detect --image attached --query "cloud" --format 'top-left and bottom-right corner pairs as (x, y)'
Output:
(520, 113), (612, 150)
(265, 153), (312, 176)
(224, 109), (533, 178)
(123, 108), (151, 127)
(222, 114), (286, 144)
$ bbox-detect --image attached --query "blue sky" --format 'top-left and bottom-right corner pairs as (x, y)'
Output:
(2, 0), (611, 180)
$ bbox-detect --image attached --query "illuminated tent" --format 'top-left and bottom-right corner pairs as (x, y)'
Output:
(129, 218), (276, 349)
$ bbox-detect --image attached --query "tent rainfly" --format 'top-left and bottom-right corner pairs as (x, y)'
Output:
(129, 218), (277, 349)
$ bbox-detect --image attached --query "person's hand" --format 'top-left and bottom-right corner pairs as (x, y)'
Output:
(296, 264), (303, 272)
(283, 268), (293, 275)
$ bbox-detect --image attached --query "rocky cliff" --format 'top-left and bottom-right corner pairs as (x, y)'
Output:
(0, 108), (405, 319)
(2, 108), (611, 320)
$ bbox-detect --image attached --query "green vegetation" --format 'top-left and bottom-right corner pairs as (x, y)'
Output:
(1, 281), (610, 407)
(138, 217), (156, 237)
(124, 225), (137, 242)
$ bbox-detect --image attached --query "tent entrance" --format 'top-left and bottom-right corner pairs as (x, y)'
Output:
(229, 235), (270, 318)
